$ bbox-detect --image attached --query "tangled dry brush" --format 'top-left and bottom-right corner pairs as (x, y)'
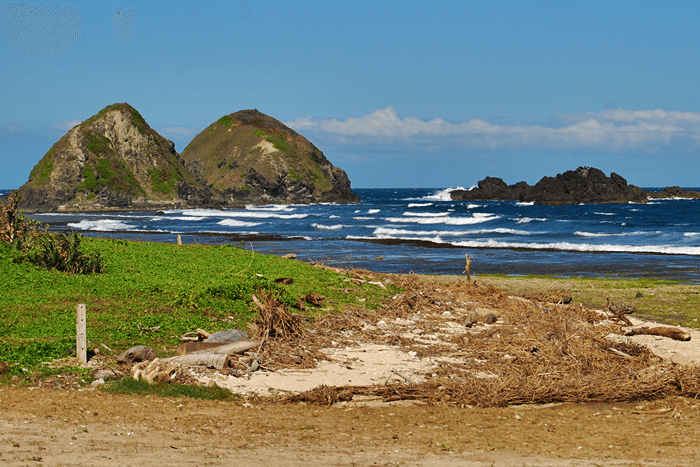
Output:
(256, 269), (700, 407)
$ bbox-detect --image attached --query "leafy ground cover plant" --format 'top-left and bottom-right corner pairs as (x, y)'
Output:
(0, 236), (398, 374)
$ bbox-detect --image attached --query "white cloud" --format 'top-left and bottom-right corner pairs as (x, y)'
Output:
(49, 120), (81, 132)
(286, 107), (700, 154)
(159, 126), (202, 141)
(0, 123), (28, 138)
(5, 123), (25, 133)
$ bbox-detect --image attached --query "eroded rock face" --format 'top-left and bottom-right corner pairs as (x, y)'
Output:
(451, 167), (650, 205)
(18, 103), (203, 211)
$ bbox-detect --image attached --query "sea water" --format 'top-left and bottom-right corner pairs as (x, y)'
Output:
(5, 187), (700, 282)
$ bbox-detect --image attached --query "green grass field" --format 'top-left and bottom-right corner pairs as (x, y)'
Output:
(0, 237), (397, 375)
(476, 274), (700, 327)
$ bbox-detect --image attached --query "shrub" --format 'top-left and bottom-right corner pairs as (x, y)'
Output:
(20, 231), (105, 274)
(0, 191), (45, 249)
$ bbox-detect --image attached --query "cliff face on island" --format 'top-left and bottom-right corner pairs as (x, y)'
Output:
(179, 109), (358, 205)
(16, 105), (358, 211)
(450, 167), (699, 205)
(18, 103), (203, 211)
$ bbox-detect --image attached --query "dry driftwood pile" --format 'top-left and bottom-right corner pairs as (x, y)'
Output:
(265, 272), (700, 407)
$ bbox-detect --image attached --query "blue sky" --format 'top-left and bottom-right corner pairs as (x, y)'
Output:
(2, 1), (700, 189)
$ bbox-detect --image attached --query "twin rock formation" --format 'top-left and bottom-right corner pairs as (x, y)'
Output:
(451, 167), (700, 205)
(18, 103), (358, 211)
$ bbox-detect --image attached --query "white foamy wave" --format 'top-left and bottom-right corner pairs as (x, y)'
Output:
(151, 216), (205, 222)
(245, 204), (297, 212)
(684, 232), (700, 237)
(385, 214), (499, 225)
(515, 217), (547, 224)
(312, 223), (347, 230)
(419, 187), (471, 202)
(218, 219), (263, 227)
(407, 202), (433, 208)
(373, 227), (533, 237)
(198, 229), (260, 235)
(329, 215), (340, 219)
(516, 201), (534, 206)
(466, 204), (481, 209)
(353, 216), (375, 220)
(232, 212), (309, 219)
(402, 211), (449, 217)
(451, 240), (700, 256)
(183, 209), (307, 219)
(594, 212), (616, 216)
(68, 219), (136, 231)
(575, 230), (662, 238)
(367, 209), (381, 214)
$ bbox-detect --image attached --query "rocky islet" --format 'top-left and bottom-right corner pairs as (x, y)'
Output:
(450, 166), (700, 205)
(15, 104), (358, 212)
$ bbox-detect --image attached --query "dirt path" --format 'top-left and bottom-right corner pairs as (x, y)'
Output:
(2, 386), (700, 466)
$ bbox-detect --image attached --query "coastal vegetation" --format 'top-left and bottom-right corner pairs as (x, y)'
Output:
(0, 197), (397, 378)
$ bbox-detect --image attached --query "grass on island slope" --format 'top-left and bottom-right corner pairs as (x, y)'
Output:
(0, 237), (398, 376)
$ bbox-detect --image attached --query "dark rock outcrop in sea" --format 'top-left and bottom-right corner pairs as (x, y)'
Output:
(449, 167), (688, 205)
(15, 104), (358, 212)
(646, 186), (700, 200)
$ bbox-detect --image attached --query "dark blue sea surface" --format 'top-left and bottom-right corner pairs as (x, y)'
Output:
(9, 187), (700, 283)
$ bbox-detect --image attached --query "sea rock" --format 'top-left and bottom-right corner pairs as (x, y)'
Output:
(117, 345), (156, 364)
(451, 167), (650, 205)
(646, 186), (700, 199)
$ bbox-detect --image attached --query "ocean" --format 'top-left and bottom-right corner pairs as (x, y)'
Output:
(3, 187), (700, 283)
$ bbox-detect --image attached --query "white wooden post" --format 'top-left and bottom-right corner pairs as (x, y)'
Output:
(76, 303), (87, 363)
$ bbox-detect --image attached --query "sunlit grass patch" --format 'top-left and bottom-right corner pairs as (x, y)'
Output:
(102, 376), (240, 401)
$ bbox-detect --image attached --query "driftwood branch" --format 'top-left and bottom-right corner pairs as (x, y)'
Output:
(605, 298), (636, 325)
(176, 339), (261, 356)
(624, 326), (691, 342)
(159, 353), (230, 369)
(463, 253), (473, 282)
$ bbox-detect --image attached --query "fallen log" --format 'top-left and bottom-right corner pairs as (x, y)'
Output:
(624, 326), (691, 342)
(186, 339), (261, 356)
(176, 341), (230, 355)
(159, 354), (230, 369)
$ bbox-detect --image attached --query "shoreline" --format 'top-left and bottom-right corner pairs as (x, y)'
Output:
(63, 229), (700, 284)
